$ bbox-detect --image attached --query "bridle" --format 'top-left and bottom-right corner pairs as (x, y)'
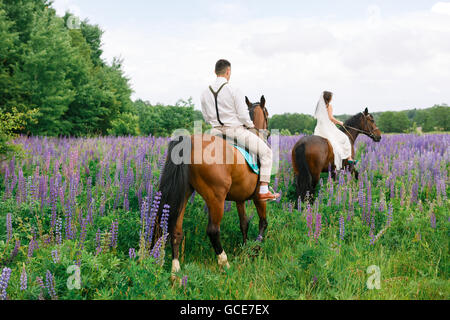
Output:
(342, 112), (380, 141)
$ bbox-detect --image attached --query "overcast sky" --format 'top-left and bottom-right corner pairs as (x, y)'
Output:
(52, 0), (450, 115)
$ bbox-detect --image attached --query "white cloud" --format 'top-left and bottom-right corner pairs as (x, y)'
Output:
(431, 2), (450, 16)
(73, 2), (450, 115)
(52, 0), (82, 17)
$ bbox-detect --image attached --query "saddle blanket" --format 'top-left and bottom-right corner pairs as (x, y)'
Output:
(233, 145), (260, 175)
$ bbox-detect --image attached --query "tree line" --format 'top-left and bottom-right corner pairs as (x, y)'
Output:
(0, 0), (447, 161)
(269, 105), (449, 135)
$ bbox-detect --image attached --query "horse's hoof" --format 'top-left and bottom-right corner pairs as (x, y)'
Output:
(218, 251), (230, 269)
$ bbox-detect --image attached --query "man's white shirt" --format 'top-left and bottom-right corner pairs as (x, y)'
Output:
(201, 77), (255, 129)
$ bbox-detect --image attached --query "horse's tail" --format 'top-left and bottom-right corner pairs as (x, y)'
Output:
(156, 136), (191, 241)
(294, 143), (312, 202)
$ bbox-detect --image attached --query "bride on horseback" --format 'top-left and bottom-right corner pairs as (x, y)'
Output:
(314, 91), (355, 170)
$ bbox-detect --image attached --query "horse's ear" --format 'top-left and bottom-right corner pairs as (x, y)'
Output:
(364, 107), (369, 115)
(245, 96), (251, 106)
(261, 95), (266, 107)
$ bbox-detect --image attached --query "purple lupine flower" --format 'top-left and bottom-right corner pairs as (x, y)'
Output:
(6, 213), (12, 241)
(150, 234), (168, 262)
(430, 213), (436, 229)
(140, 197), (149, 223)
(379, 197), (385, 213)
(17, 168), (26, 205)
(64, 202), (74, 241)
(129, 248), (136, 259)
(110, 219), (119, 248)
(160, 204), (170, 235)
(369, 230), (375, 246)
(358, 181), (365, 208)
(75, 250), (82, 267)
(9, 239), (20, 262)
(306, 204), (313, 239)
(55, 217), (62, 245)
(339, 215), (345, 241)
(51, 249), (59, 264)
(45, 270), (58, 300)
(411, 182), (418, 205)
(0, 267), (12, 300)
(28, 238), (36, 258)
(49, 177), (58, 229)
(327, 183), (333, 207)
(182, 275), (188, 288)
(123, 193), (129, 212)
(20, 266), (28, 291)
(390, 180), (395, 199)
(146, 191), (161, 246)
(387, 203), (393, 226)
(35, 276), (45, 300)
(314, 213), (322, 241)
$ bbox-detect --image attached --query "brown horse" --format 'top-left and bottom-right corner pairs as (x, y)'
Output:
(156, 96), (271, 280)
(292, 108), (381, 203)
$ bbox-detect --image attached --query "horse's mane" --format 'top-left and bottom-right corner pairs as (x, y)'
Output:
(340, 113), (363, 132)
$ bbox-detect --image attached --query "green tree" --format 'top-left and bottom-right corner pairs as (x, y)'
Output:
(0, 107), (37, 160)
(108, 112), (139, 136)
(269, 113), (316, 135)
(0, 1), (133, 136)
(378, 111), (411, 133)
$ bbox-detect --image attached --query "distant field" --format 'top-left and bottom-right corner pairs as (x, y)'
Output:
(0, 134), (448, 300)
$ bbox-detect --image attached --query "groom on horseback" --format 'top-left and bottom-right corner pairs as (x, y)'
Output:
(201, 59), (280, 202)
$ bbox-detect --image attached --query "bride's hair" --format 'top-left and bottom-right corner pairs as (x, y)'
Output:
(323, 91), (333, 106)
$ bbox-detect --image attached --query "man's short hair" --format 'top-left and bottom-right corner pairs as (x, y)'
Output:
(215, 59), (231, 75)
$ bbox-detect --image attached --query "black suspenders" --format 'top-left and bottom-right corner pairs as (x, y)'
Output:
(209, 82), (228, 126)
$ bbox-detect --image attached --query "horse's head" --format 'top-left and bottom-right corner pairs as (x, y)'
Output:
(361, 108), (382, 142)
(245, 95), (270, 139)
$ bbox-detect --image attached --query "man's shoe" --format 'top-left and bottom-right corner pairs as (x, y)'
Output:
(257, 191), (281, 202)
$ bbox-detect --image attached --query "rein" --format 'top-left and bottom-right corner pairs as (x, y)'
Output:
(342, 113), (379, 140)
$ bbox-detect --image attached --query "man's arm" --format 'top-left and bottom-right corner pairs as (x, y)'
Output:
(233, 88), (255, 128)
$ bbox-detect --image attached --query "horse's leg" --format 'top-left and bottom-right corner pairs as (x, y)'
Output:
(171, 189), (193, 282)
(206, 197), (230, 269)
(236, 201), (249, 244)
(253, 199), (268, 242)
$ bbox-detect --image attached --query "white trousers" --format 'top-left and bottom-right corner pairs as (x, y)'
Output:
(210, 126), (273, 183)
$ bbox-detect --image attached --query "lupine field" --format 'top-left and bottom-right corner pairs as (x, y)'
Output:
(0, 133), (448, 300)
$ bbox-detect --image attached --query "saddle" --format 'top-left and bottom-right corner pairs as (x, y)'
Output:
(217, 133), (260, 175)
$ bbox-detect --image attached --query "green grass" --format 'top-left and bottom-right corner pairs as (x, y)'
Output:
(157, 195), (449, 300)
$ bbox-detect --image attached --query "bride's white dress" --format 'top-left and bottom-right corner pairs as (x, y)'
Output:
(313, 95), (352, 170)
